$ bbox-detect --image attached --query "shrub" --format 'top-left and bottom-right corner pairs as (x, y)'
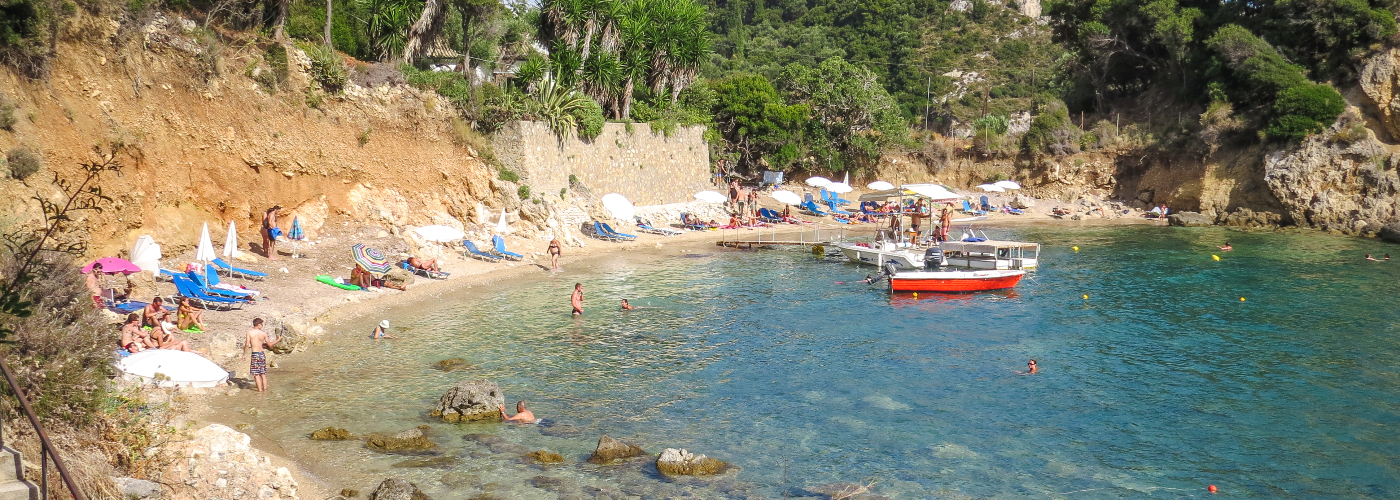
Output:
(498, 167), (520, 182)
(972, 114), (1009, 136)
(7, 147), (40, 179)
(298, 42), (347, 93)
(0, 96), (15, 131)
(1199, 101), (1244, 154)
(265, 43), (289, 87)
(357, 127), (371, 146)
(1265, 84), (1345, 141)
(560, 188), (567, 198)
(1024, 103), (1080, 155)
(518, 184), (530, 199)
(572, 96), (605, 141)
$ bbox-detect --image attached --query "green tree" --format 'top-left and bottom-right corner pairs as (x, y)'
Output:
(1265, 83), (1345, 140)
(708, 74), (807, 170)
(779, 57), (906, 171)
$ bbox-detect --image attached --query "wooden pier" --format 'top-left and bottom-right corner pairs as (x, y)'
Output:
(716, 240), (830, 249)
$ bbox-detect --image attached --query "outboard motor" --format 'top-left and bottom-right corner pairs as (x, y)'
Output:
(924, 247), (944, 270)
(882, 261), (902, 279)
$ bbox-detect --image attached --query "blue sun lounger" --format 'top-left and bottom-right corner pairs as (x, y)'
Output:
(758, 208), (784, 224)
(801, 200), (828, 216)
(600, 223), (636, 240)
(961, 200), (987, 216)
(491, 235), (525, 260)
(463, 240), (503, 261)
(401, 260), (450, 279)
(825, 200), (853, 215)
(171, 275), (244, 310)
(212, 258), (268, 279)
(635, 217), (683, 236)
(189, 269), (255, 301)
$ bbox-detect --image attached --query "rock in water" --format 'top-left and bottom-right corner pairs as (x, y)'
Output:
(1167, 212), (1214, 227)
(310, 427), (353, 440)
(434, 358), (470, 371)
(655, 448), (728, 476)
(431, 380), (504, 422)
(1379, 222), (1400, 243)
(587, 435), (646, 464)
(526, 450), (565, 463)
(368, 478), (430, 500)
(365, 428), (437, 454)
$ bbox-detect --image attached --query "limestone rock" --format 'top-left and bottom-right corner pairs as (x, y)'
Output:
(434, 358), (470, 371)
(432, 380), (504, 422)
(1379, 222), (1400, 243)
(526, 450), (565, 464)
(1362, 48), (1400, 141)
(1167, 212), (1214, 227)
(1264, 134), (1399, 233)
(1220, 208), (1283, 227)
(1010, 194), (1035, 209)
(368, 478), (430, 500)
(365, 428), (436, 454)
(310, 427), (352, 440)
(113, 476), (161, 499)
(655, 448), (728, 476)
(165, 424), (299, 500)
(586, 435), (646, 464)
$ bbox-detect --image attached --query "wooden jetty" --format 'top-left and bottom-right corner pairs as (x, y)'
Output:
(716, 239), (830, 249)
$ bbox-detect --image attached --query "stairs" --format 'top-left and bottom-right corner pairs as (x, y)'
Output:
(0, 448), (38, 500)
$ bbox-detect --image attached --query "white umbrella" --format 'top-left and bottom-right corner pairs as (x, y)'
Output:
(994, 180), (1022, 190)
(771, 190), (802, 205)
(867, 181), (895, 190)
(906, 184), (962, 200)
(805, 176), (832, 187)
(694, 190), (727, 204)
(414, 225), (466, 242)
(976, 184), (1006, 192)
(222, 221), (237, 258)
(496, 208), (510, 233)
(827, 182), (853, 194)
(116, 350), (230, 388)
(196, 223), (216, 263)
(601, 193), (635, 220)
(129, 235), (162, 274)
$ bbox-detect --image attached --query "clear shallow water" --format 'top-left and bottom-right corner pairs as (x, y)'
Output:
(217, 226), (1400, 499)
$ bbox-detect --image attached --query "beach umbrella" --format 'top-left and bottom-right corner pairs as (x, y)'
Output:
(771, 190), (802, 205)
(196, 222), (216, 263)
(994, 180), (1022, 190)
(414, 225), (465, 242)
(288, 217), (306, 258)
(222, 221), (238, 258)
(906, 184), (962, 200)
(351, 243), (392, 276)
(601, 193), (636, 221)
(976, 184), (1006, 192)
(694, 190), (727, 204)
(867, 181), (895, 190)
(496, 208), (510, 234)
(116, 349), (230, 388)
(82, 257), (141, 274)
(128, 236), (162, 274)
(805, 176), (832, 187)
(827, 182), (854, 194)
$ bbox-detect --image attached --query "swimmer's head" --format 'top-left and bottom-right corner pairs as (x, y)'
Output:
(516, 400), (527, 411)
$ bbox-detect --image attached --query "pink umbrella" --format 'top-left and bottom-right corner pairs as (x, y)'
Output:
(82, 257), (142, 274)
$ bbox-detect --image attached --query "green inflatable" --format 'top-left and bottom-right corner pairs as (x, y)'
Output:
(316, 275), (361, 290)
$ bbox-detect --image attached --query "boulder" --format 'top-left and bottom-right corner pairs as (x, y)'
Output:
(586, 435), (646, 464)
(365, 428), (436, 454)
(1379, 222), (1400, 243)
(368, 478), (430, 500)
(1220, 208), (1283, 228)
(526, 450), (565, 464)
(310, 427), (353, 440)
(1010, 194), (1035, 209)
(1167, 212), (1214, 227)
(431, 380), (504, 423)
(113, 477), (161, 499)
(655, 448), (728, 476)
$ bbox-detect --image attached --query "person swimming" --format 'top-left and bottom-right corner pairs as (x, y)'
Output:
(620, 299), (635, 310)
(1016, 359), (1038, 375)
(1367, 254), (1378, 261)
(499, 400), (536, 423)
(1218, 242), (1232, 251)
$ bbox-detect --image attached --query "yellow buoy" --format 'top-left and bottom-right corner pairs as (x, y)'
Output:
(1212, 255), (1221, 261)
(913, 293), (918, 298)
(1240, 297), (1246, 302)
(1072, 246), (1080, 252)
(1082, 294), (1089, 299)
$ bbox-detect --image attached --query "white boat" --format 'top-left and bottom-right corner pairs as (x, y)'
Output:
(937, 240), (1040, 270)
(836, 241), (930, 268)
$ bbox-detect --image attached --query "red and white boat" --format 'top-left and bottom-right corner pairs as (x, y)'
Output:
(888, 269), (1025, 293)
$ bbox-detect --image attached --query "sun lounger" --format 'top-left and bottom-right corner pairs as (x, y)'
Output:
(188, 270), (255, 301)
(961, 200), (987, 216)
(635, 217), (682, 236)
(401, 260), (450, 279)
(825, 200), (853, 215)
(585, 221), (621, 241)
(800, 200), (828, 216)
(211, 258), (268, 279)
(757, 208), (783, 224)
(680, 213), (710, 231)
(463, 240), (503, 261)
(171, 275), (243, 310)
(599, 223), (636, 240)
(491, 235), (525, 260)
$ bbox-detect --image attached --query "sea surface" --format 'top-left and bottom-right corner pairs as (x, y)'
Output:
(215, 225), (1400, 499)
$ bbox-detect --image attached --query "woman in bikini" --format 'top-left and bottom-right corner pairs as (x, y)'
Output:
(548, 239), (562, 272)
(149, 327), (193, 352)
(177, 297), (207, 332)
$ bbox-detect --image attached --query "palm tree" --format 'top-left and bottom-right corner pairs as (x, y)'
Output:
(581, 51), (623, 115)
(615, 18), (651, 119)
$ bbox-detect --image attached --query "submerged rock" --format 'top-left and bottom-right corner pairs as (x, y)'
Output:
(655, 448), (728, 476)
(464, 433), (531, 454)
(391, 456), (459, 469)
(366, 428), (437, 454)
(431, 380), (504, 422)
(538, 421), (582, 437)
(310, 427), (353, 440)
(586, 435), (646, 464)
(525, 450), (565, 464)
(438, 472), (479, 488)
(1167, 211), (1213, 227)
(434, 358), (471, 371)
(368, 478), (430, 500)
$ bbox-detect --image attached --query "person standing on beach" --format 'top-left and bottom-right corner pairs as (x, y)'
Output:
(548, 239), (562, 272)
(571, 283), (584, 315)
(86, 262), (105, 309)
(499, 401), (536, 423)
(244, 318), (280, 392)
(262, 206), (282, 260)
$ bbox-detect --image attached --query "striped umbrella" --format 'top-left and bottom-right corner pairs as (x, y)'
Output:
(351, 243), (391, 277)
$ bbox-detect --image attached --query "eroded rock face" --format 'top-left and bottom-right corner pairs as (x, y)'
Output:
(1167, 212), (1214, 227)
(432, 380), (504, 423)
(587, 435), (646, 464)
(1379, 222), (1400, 243)
(655, 448), (728, 476)
(368, 478), (430, 500)
(1264, 135), (1400, 233)
(365, 428), (437, 454)
(1362, 48), (1400, 140)
(167, 424), (299, 499)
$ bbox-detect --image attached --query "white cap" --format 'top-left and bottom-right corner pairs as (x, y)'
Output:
(380, 320), (390, 329)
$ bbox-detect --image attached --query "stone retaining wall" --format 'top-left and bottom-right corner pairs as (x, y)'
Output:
(491, 121), (713, 206)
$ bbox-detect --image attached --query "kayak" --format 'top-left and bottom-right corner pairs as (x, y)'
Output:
(316, 275), (361, 290)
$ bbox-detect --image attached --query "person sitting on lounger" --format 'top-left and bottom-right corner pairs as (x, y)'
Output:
(177, 297), (207, 331)
(408, 256), (440, 273)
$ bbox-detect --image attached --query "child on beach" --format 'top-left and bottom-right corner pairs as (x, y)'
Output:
(372, 320), (397, 339)
(244, 318), (280, 392)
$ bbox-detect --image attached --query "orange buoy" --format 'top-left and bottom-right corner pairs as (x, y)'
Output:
(1208, 485), (1218, 494)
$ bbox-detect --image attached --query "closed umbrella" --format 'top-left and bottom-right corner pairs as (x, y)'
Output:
(805, 176), (832, 187)
(976, 184), (1006, 192)
(994, 180), (1022, 190)
(128, 236), (162, 274)
(496, 208), (510, 234)
(196, 222), (216, 283)
(351, 243), (392, 276)
(413, 225), (465, 242)
(116, 350), (230, 388)
(770, 190), (802, 205)
(601, 193), (636, 220)
(288, 217), (306, 258)
(694, 191), (727, 203)
(222, 221), (238, 258)
(867, 181), (895, 190)
(82, 257), (141, 274)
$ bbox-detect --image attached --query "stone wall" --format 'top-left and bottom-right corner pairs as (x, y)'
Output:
(491, 121), (713, 206)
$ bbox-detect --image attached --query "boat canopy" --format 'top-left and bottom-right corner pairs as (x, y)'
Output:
(857, 184), (963, 202)
(940, 240), (1041, 254)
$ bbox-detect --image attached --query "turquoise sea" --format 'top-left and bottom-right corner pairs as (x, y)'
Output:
(219, 225), (1400, 499)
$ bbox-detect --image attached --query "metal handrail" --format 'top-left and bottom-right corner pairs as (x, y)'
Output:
(0, 355), (87, 500)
